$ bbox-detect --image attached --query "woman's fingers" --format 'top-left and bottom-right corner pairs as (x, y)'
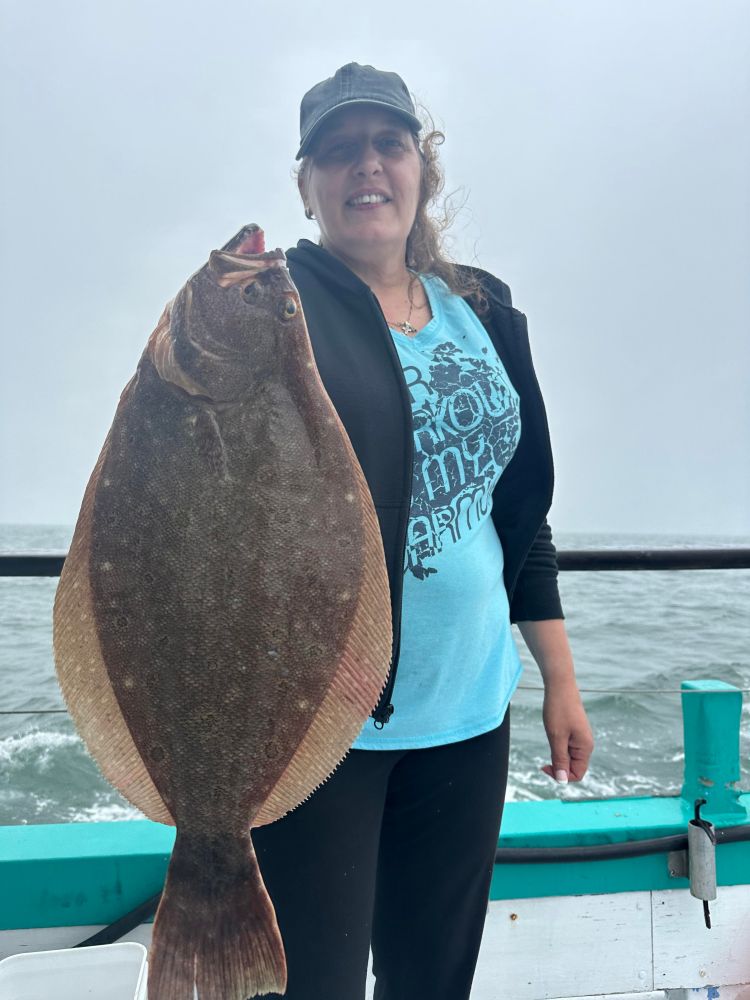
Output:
(540, 762), (567, 782)
(541, 692), (595, 784)
(567, 739), (594, 781)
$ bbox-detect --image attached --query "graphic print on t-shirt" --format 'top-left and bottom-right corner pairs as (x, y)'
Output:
(404, 340), (520, 579)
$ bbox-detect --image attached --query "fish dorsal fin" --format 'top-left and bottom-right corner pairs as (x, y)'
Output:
(253, 438), (391, 827)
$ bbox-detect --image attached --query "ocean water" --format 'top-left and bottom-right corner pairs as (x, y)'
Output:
(0, 524), (748, 825)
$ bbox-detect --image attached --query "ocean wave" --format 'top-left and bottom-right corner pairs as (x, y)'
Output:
(0, 729), (80, 769)
(67, 800), (145, 823)
(504, 781), (543, 803)
(507, 761), (680, 800)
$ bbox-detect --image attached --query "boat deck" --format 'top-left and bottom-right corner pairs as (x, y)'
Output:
(2, 883), (749, 1000)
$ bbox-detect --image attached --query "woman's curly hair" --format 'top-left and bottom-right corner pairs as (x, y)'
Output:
(295, 99), (487, 313)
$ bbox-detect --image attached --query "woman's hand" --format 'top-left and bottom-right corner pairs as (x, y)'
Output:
(516, 619), (595, 784)
(540, 683), (594, 783)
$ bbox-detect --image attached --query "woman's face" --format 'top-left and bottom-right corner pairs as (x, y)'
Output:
(300, 105), (422, 268)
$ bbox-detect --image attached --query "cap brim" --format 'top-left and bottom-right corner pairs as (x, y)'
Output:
(295, 99), (421, 160)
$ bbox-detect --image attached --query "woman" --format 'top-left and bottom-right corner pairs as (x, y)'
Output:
(253, 62), (594, 1000)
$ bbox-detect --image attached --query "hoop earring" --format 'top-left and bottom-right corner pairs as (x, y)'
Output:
(305, 207), (315, 220)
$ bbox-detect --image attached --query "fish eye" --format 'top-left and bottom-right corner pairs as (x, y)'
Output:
(242, 282), (261, 300)
(279, 297), (298, 320)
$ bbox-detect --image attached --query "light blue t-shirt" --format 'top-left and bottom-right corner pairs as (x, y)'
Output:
(353, 274), (523, 750)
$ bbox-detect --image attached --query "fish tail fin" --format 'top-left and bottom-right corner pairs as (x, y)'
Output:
(148, 828), (287, 1000)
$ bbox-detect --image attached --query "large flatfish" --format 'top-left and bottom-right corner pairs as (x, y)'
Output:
(52, 224), (392, 999)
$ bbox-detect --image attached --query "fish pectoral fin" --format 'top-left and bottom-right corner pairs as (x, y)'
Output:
(192, 407), (232, 480)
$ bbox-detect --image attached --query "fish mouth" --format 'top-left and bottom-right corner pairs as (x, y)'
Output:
(220, 224), (266, 255)
(212, 248), (286, 266)
(217, 224), (286, 265)
(208, 247), (287, 288)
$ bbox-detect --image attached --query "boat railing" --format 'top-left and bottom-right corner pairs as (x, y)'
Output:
(2, 546), (750, 577)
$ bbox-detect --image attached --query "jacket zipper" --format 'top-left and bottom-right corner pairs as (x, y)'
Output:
(368, 291), (414, 728)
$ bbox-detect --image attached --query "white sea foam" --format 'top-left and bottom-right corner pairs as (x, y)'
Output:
(504, 781), (543, 803)
(68, 800), (145, 823)
(508, 761), (680, 801)
(0, 729), (79, 769)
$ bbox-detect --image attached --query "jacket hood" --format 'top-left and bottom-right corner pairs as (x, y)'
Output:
(286, 240), (371, 297)
(286, 239), (514, 313)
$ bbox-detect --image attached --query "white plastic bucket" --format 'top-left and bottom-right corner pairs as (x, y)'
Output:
(0, 942), (148, 1000)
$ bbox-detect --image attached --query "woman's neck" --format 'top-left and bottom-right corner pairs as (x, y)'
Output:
(320, 241), (411, 298)
(318, 239), (430, 335)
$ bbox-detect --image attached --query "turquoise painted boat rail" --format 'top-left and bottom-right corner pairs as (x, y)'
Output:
(0, 681), (747, 930)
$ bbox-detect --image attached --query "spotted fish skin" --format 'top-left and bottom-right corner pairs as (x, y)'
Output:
(53, 225), (392, 999)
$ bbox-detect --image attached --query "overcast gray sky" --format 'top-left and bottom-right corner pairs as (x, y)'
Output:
(1, 0), (748, 534)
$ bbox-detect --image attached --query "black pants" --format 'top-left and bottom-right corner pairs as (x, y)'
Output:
(253, 708), (510, 1000)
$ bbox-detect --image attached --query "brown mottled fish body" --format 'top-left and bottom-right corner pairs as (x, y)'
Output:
(53, 225), (392, 999)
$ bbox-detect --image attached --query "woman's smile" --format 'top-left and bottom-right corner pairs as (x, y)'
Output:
(345, 189), (392, 209)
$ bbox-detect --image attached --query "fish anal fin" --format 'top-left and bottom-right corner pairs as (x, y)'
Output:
(53, 437), (174, 826)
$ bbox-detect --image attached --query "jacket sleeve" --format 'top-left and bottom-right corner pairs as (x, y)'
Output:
(508, 518), (564, 623)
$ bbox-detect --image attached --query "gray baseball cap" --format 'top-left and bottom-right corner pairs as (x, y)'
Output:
(296, 63), (421, 160)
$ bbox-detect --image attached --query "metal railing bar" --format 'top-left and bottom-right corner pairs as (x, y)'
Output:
(557, 548), (750, 570)
(1, 548), (750, 577)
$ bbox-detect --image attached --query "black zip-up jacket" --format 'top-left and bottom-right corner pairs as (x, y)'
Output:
(286, 240), (563, 727)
